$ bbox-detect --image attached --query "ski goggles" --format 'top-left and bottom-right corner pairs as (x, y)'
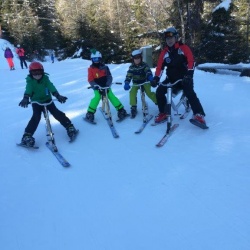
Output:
(133, 55), (142, 60)
(30, 69), (44, 76)
(165, 32), (175, 38)
(92, 57), (101, 63)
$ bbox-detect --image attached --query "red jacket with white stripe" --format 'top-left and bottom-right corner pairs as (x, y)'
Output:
(155, 42), (195, 82)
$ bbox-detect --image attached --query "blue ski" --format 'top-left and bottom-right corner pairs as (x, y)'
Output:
(99, 107), (119, 138)
(46, 142), (70, 167)
(156, 123), (179, 147)
(135, 115), (153, 134)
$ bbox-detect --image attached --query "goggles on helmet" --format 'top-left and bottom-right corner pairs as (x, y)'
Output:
(165, 32), (177, 38)
(92, 57), (101, 63)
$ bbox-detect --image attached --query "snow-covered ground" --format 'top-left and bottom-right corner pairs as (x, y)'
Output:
(1, 38), (250, 250)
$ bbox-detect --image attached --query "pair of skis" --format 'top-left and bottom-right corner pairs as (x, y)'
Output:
(154, 115), (208, 147)
(17, 130), (79, 167)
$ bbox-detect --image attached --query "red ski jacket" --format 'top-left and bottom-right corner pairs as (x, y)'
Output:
(88, 63), (112, 88)
(16, 48), (25, 57)
(155, 42), (195, 82)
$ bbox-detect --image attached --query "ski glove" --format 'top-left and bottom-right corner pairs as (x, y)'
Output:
(19, 95), (29, 108)
(93, 85), (99, 91)
(54, 92), (67, 103)
(124, 81), (130, 91)
(150, 76), (160, 88)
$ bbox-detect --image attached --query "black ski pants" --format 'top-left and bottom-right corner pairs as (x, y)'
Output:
(156, 80), (205, 116)
(25, 102), (71, 135)
(19, 56), (28, 69)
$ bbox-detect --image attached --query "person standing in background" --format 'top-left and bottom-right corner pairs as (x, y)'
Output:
(51, 52), (55, 63)
(4, 47), (15, 70)
(16, 44), (28, 69)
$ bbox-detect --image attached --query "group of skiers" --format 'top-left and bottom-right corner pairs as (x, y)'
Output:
(18, 27), (207, 147)
(4, 44), (28, 70)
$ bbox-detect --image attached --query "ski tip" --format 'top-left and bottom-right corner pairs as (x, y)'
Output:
(189, 119), (209, 129)
(16, 143), (39, 149)
(63, 163), (71, 167)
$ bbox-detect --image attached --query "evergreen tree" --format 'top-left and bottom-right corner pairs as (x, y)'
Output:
(198, 1), (248, 64)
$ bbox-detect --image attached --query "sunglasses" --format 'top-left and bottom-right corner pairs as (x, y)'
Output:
(92, 57), (101, 63)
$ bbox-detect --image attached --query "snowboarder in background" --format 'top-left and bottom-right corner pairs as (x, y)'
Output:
(16, 44), (28, 69)
(85, 50), (128, 123)
(124, 49), (157, 118)
(151, 27), (207, 127)
(4, 47), (15, 70)
(18, 61), (77, 147)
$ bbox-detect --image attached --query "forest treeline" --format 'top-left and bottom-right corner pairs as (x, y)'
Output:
(0, 0), (249, 65)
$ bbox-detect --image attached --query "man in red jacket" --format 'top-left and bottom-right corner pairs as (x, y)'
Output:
(151, 27), (206, 127)
(16, 44), (28, 69)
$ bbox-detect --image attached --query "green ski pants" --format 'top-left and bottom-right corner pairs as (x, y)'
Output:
(129, 83), (157, 106)
(87, 89), (123, 113)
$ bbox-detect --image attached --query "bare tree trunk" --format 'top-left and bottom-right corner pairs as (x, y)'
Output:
(177, 0), (185, 43)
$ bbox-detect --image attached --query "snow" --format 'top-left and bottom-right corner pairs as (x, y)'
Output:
(1, 38), (250, 250)
(213, 0), (232, 12)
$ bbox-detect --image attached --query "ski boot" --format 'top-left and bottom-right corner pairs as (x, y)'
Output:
(117, 108), (128, 121)
(154, 113), (168, 123)
(85, 112), (95, 123)
(66, 124), (77, 138)
(130, 106), (137, 118)
(21, 133), (35, 147)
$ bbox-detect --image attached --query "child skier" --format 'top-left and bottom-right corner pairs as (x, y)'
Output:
(18, 61), (77, 147)
(85, 50), (128, 123)
(124, 49), (157, 118)
(4, 47), (15, 70)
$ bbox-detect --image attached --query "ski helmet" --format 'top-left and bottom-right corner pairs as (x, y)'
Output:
(131, 49), (142, 58)
(29, 62), (44, 71)
(29, 62), (44, 77)
(90, 50), (102, 63)
(164, 27), (178, 39)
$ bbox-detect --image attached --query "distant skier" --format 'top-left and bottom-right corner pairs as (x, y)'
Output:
(84, 50), (128, 123)
(4, 47), (15, 70)
(18, 61), (77, 147)
(51, 52), (55, 63)
(151, 27), (207, 127)
(16, 44), (28, 69)
(123, 49), (157, 118)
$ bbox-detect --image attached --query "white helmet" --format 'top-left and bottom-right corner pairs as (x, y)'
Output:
(131, 49), (142, 57)
(17, 44), (20, 48)
(90, 50), (102, 59)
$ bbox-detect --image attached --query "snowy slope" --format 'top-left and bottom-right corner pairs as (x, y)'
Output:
(0, 38), (250, 250)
